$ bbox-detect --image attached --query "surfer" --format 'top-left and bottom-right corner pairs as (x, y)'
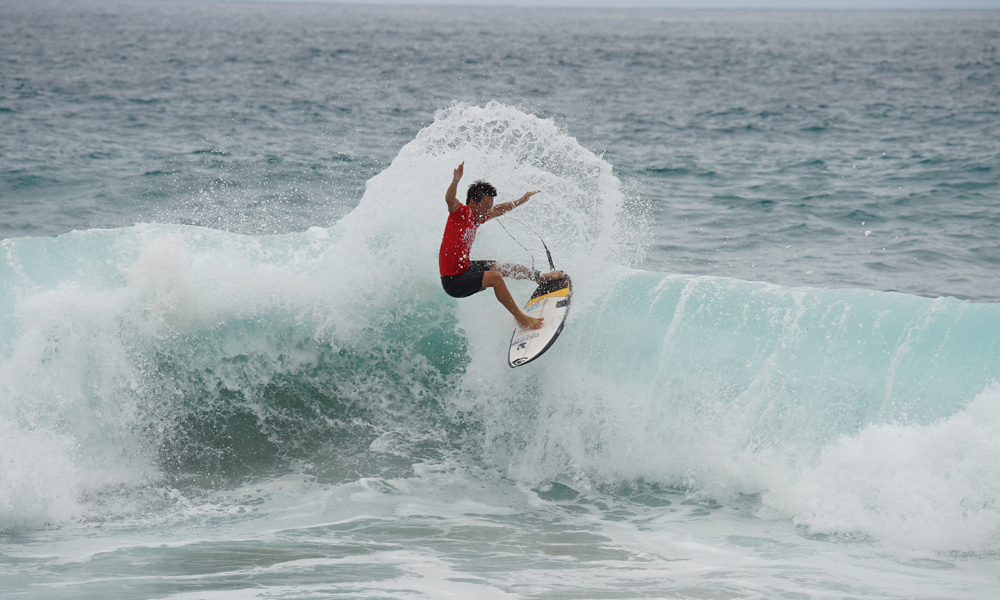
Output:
(440, 162), (563, 330)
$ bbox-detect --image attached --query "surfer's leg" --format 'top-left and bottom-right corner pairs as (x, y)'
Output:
(493, 263), (564, 282)
(482, 270), (544, 330)
(491, 262), (534, 279)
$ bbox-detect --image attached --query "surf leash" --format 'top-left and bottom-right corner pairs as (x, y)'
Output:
(495, 217), (556, 272)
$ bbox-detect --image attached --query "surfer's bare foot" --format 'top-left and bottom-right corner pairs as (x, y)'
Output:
(538, 270), (564, 282)
(517, 314), (544, 330)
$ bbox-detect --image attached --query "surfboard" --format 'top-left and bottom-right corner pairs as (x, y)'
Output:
(508, 275), (572, 367)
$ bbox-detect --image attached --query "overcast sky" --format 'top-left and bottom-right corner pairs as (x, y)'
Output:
(250, 0), (1000, 9)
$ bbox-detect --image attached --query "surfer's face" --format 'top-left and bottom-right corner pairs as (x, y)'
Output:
(472, 195), (493, 217)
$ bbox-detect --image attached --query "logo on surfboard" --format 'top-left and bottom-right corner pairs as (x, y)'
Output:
(511, 332), (540, 346)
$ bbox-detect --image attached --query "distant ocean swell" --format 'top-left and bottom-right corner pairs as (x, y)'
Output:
(1, 103), (998, 553)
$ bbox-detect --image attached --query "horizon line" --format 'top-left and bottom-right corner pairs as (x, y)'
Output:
(206, 0), (1000, 10)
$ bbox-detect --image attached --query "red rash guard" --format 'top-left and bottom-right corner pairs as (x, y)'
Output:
(439, 204), (489, 276)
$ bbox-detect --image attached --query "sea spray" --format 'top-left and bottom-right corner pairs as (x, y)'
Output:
(0, 422), (82, 526)
(0, 103), (635, 528)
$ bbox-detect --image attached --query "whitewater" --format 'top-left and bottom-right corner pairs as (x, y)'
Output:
(3, 2), (1000, 598)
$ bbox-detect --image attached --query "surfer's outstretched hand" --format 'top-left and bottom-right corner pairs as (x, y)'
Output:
(453, 162), (464, 182)
(538, 270), (564, 282)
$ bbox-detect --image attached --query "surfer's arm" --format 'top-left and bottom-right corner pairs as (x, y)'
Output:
(446, 162), (464, 213)
(490, 190), (539, 219)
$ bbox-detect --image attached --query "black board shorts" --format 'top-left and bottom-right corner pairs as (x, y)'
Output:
(441, 260), (496, 298)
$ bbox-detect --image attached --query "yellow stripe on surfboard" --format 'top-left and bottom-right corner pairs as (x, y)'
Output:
(525, 287), (569, 309)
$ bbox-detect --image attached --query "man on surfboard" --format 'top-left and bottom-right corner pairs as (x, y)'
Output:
(440, 162), (563, 330)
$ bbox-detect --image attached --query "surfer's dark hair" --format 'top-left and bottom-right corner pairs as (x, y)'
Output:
(466, 180), (497, 205)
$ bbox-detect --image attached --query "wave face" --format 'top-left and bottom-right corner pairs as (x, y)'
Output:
(2, 103), (999, 553)
(476, 273), (1000, 552)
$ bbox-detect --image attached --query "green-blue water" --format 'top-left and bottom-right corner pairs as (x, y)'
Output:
(2, 2), (1000, 598)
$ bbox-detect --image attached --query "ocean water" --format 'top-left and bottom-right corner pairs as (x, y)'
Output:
(2, 1), (1000, 598)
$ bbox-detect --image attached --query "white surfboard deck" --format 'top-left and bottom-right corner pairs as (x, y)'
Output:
(508, 275), (572, 368)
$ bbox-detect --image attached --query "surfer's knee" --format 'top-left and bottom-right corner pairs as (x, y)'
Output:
(482, 270), (503, 288)
(489, 262), (514, 278)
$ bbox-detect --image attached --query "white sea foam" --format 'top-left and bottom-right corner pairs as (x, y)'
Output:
(762, 382), (1000, 553)
(0, 420), (82, 526)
